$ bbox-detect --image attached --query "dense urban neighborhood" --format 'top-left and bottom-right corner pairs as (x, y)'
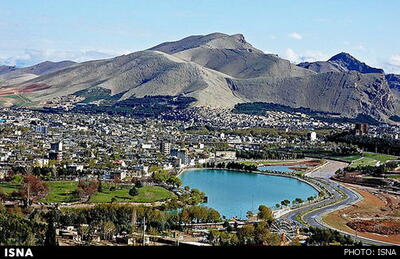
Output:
(1, 2), (400, 253)
(0, 105), (399, 247)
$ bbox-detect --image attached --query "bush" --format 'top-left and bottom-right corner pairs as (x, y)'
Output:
(129, 187), (138, 197)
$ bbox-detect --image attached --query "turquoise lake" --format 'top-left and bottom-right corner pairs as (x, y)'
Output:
(179, 169), (318, 219)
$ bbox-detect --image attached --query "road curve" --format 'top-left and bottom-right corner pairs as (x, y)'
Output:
(282, 160), (399, 246)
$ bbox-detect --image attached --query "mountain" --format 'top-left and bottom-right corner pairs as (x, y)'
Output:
(0, 61), (76, 85)
(328, 53), (384, 74)
(0, 65), (17, 75)
(227, 71), (393, 120)
(0, 33), (396, 122)
(10, 51), (242, 108)
(150, 33), (314, 79)
(298, 52), (384, 74)
(296, 61), (344, 73)
(386, 74), (400, 91)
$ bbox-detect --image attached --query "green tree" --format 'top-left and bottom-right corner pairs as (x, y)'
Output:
(129, 187), (139, 196)
(257, 205), (274, 223)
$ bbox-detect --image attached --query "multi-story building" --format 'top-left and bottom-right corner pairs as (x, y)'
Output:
(160, 141), (171, 155)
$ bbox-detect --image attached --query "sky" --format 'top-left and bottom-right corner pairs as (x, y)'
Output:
(0, 0), (399, 73)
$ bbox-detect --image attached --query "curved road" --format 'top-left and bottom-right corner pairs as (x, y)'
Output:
(281, 160), (398, 246)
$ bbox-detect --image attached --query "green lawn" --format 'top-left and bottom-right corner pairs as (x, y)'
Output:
(362, 152), (398, 163)
(348, 152), (398, 168)
(349, 157), (380, 168)
(88, 185), (175, 203)
(331, 155), (363, 162)
(1, 181), (175, 204)
(0, 182), (20, 194)
(39, 181), (80, 203)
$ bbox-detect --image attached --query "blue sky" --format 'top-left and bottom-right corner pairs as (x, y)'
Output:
(1, 0), (399, 73)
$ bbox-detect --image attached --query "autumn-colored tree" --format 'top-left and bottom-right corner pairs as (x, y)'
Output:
(19, 174), (49, 204)
(99, 221), (116, 240)
(76, 180), (99, 198)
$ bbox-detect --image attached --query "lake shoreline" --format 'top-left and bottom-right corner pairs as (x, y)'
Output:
(178, 167), (321, 193)
(178, 167), (322, 219)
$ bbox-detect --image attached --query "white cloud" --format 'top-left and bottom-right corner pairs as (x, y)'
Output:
(0, 49), (132, 67)
(389, 55), (400, 67)
(282, 48), (328, 64)
(380, 55), (400, 74)
(288, 32), (303, 40)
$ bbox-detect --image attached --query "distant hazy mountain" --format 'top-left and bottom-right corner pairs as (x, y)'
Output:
(1, 33), (397, 122)
(0, 65), (17, 75)
(298, 52), (384, 74)
(0, 60), (76, 85)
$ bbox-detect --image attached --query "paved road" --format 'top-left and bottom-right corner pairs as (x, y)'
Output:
(282, 160), (398, 246)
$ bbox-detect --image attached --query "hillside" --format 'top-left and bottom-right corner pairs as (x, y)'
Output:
(0, 33), (397, 122)
(150, 33), (314, 79)
(0, 60), (76, 86)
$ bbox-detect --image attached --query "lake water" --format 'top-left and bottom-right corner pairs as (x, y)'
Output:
(258, 165), (295, 173)
(179, 169), (317, 219)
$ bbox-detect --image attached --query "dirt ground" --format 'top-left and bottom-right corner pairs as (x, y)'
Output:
(323, 184), (400, 244)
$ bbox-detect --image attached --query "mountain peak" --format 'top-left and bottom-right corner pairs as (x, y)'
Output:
(328, 52), (354, 61)
(149, 32), (263, 55)
(328, 52), (384, 74)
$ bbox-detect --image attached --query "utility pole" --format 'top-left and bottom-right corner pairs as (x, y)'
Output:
(142, 216), (146, 246)
(27, 182), (30, 206)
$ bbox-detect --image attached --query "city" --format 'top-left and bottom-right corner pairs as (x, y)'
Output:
(0, 0), (400, 257)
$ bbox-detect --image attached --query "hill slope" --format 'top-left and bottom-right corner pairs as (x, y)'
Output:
(15, 51), (243, 108)
(0, 61), (76, 85)
(1, 33), (397, 122)
(151, 33), (314, 79)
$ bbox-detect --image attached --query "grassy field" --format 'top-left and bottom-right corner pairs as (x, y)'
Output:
(39, 181), (80, 203)
(330, 154), (363, 162)
(362, 152), (398, 162)
(0, 182), (20, 194)
(348, 152), (398, 168)
(349, 157), (380, 168)
(1, 181), (175, 204)
(88, 185), (175, 203)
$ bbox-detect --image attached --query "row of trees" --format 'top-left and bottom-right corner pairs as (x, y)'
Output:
(328, 132), (400, 156)
(208, 221), (280, 246)
(161, 188), (206, 210)
(152, 170), (182, 188)
(305, 227), (358, 245)
(179, 206), (221, 224)
(236, 150), (304, 160)
(204, 162), (257, 171)
(54, 203), (219, 237)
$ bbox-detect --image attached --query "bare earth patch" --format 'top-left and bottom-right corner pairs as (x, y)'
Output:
(323, 184), (400, 245)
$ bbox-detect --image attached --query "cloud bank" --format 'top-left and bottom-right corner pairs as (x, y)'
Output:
(0, 49), (131, 67)
(282, 48), (328, 64)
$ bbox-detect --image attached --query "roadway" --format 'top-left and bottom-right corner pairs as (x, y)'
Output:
(281, 160), (398, 246)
